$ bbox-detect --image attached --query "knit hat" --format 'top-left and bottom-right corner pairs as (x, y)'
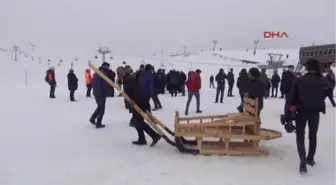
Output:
(249, 67), (260, 78)
(305, 58), (321, 76)
(102, 62), (110, 68)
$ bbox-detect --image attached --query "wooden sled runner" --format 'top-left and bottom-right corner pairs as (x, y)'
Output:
(89, 62), (282, 156)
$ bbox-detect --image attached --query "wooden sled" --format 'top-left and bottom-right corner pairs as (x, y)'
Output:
(89, 63), (281, 156)
(174, 97), (282, 156)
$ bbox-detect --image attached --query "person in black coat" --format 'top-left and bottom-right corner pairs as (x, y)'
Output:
(156, 69), (166, 94)
(324, 68), (336, 107)
(209, 75), (215, 88)
(280, 65), (296, 98)
(89, 62), (110, 128)
(178, 71), (187, 96)
(227, 68), (235, 97)
(215, 68), (226, 103)
(106, 69), (116, 97)
(271, 70), (281, 98)
(120, 67), (161, 147)
(285, 59), (326, 174)
(149, 66), (162, 111)
(236, 68), (249, 112)
(67, 69), (78, 101)
(246, 67), (265, 117)
(237, 68), (249, 103)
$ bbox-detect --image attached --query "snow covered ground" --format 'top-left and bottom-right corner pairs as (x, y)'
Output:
(0, 50), (335, 185)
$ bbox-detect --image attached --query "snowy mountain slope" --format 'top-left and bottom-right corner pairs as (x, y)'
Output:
(0, 48), (335, 185)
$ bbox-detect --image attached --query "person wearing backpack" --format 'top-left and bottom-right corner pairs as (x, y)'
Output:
(45, 67), (56, 98)
(184, 69), (202, 115)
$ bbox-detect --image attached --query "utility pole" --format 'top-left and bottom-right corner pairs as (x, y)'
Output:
(212, 40), (218, 51)
(97, 47), (111, 63)
(13, 45), (19, 61)
(253, 40), (259, 55)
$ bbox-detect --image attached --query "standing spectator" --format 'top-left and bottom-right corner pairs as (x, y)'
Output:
(67, 69), (78, 102)
(227, 68), (235, 96)
(185, 69), (202, 115)
(215, 68), (226, 103)
(151, 66), (162, 111)
(271, 70), (281, 98)
(209, 75), (215, 88)
(280, 65), (296, 99)
(45, 67), (57, 98)
(85, 69), (92, 97)
(169, 70), (179, 97)
(179, 71), (187, 96)
(236, 68), (249, 112)
(260, 68), (269, 98)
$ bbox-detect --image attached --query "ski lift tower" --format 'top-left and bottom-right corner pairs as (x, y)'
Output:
(13, 45), (19, 61)
(258, 53), (286, 72)
(213, 40), (218, 51)
(97, 47), (111, 63)
(253, 40), (259, 55)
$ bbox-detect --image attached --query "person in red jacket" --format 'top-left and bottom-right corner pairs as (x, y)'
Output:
(184, 69), (202, 115)
(85, 69), (92, 97)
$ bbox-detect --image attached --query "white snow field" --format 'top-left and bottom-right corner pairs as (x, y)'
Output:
(0, 49), (335, 185)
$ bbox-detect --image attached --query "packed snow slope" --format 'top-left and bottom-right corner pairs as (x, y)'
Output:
(0, 49), (335, 185)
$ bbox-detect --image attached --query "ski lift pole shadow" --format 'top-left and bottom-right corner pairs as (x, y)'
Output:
(88, 62), (175, 146)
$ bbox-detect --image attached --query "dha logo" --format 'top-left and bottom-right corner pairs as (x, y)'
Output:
(264, 31), (289, 39)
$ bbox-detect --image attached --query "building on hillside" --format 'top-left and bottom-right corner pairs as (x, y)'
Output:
(299, 44), (336, 70)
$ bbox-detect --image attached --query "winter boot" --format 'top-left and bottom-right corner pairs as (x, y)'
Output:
(89, 118), (96, 125)
(196, 110), (202, 113)
(96, 124), (106, 129)
(306, 156), (316, 166)
(299, 162), (307, 174)
(132, 140), (147, 145)
(150, 135), (161, 147)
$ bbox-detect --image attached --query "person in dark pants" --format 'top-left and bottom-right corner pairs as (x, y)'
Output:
(281, 65), (296, 98)
(169, 70), (179, 97)
(271, 70), (281, 97)
(179, 71), (187, 96)
(260, 68), (269, 98)
(209, 75), (215, 88)
(215, 68), (226, 103)
(279, 68), (286, 98)
(246, 68), (265, 117)
(227, 68), (235, 96)
(150, 66), (162, 111)
(236, 68), (249, 112)
(285, 59), (326, 174)
(185, 69), (202, 115)
(89, 62), (110, 128)
(85, 69), (92, 97)
(45, 67), (57, 98)
(67, 69), (78, 101)
(324, 68), (336, 107)
(106, 69), (116, 97)
(121, 66), (161, 146)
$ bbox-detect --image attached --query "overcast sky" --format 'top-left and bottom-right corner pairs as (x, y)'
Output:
(1, 0), (335, 60)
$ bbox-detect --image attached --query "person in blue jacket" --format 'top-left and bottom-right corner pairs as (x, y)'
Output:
(89, 62), (110, 128)
(138, 64), (155, 102)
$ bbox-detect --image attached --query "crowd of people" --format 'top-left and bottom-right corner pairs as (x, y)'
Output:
(44, 59), (335, 174)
